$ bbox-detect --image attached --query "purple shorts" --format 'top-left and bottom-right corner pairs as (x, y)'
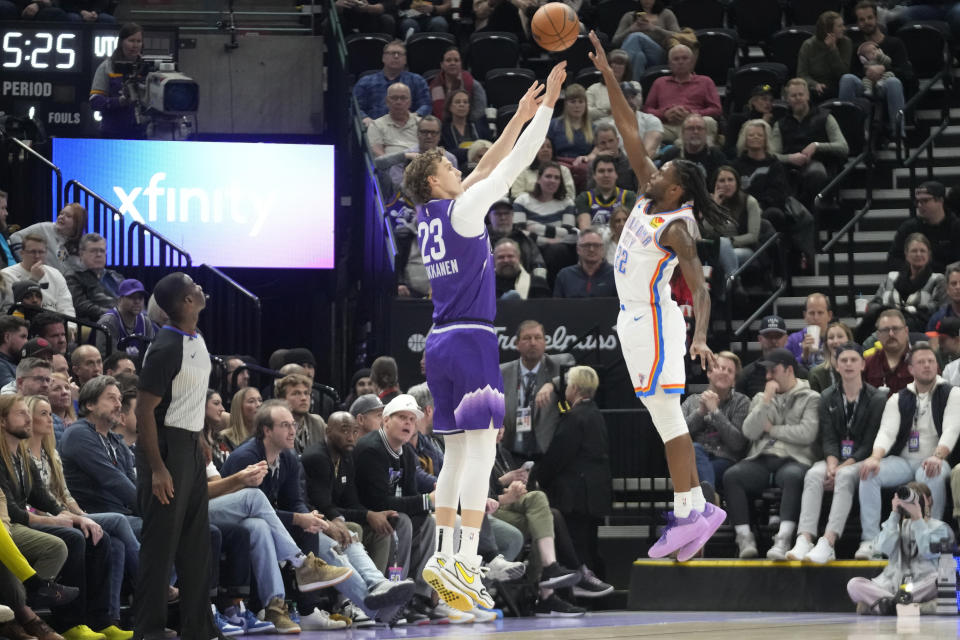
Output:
(425, 324), (505, 434)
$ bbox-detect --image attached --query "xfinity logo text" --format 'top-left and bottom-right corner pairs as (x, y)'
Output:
(112, 172), (275, 237)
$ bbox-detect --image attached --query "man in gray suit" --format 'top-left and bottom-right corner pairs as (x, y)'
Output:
(500, 320), (574, 461)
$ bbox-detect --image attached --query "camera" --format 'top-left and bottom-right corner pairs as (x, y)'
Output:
(895, 485), (918, 505)
(115, 57), (199, 140)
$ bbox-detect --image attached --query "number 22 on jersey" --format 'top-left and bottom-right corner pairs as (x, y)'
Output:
(615, 245), (628, 274)
(418, 218), (447, 265)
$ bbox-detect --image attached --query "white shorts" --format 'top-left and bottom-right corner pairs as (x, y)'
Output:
(617, 302), (687, 397)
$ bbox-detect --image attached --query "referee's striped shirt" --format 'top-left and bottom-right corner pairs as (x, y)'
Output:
(139, 326), (211, 432)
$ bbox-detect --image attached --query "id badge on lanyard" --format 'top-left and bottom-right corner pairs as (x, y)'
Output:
(516, 406), (532, 433)
(910, 398), (926, 453)
(840, 439), (854, 460)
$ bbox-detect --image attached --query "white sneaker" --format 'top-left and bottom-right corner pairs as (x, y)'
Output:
(300, 607), (347, 630)
(427, 553), (495, 611)
(432, 601), (475, 624)
(468, 606), (497, 623)
(0, 606), (13, 623)
(422, 552), (473, 612)
(736, 532), (758, 559)
(340, 600), (375, 628)
(805, 537), (836, 564)
(785, 535), (814, 561)
(766, 534), (790, 561)
(484, 554), (526, 582)
(854, 541), (874, 560)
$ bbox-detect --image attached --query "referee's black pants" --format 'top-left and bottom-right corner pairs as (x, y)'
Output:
(133, 427), (223, 640)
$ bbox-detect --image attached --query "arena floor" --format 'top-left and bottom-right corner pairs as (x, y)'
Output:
(272, 611), (960, 639)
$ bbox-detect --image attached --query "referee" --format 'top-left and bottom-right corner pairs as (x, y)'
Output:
(132, 273), (223, 640)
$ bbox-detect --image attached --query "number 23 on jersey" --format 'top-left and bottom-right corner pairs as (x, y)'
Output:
(418, 218), (447, 265)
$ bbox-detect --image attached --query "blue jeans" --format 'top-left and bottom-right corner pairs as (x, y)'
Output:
(622, 32), (664, 79)
(838, 73), (905, 136)
(693, 443), (734, 491)
(488, 515), (524, 560)
(858, 454), (951, 541)
(209, 489), (302, 603)
(903, 4), (960, 41)
(399, 15), (448, 34)
(88, 512), (141, 620)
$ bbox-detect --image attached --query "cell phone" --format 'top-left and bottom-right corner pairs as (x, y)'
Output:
(635, 11), (646, 18)
(521, 460), (535, 471)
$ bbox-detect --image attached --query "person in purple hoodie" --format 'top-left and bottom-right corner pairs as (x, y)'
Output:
(785, 293), (834, 369)
(401, 62), (566, 614)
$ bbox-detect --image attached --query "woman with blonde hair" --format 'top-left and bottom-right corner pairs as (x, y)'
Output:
(547, 83), (593, 160)
(220, 386), (262, 450)
(48, 373), (77, 443)
(807, 322), (854, 392)
(24, 394), (147, 631)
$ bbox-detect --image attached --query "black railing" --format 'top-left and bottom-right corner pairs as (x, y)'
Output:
(217, 361), (340, 408)
(10, 303), (115, 354)
(195, 264), (261, 359)
(1, 133), (63, 216)
(723, 232), (785, 352)
(896, 38), (953, 218)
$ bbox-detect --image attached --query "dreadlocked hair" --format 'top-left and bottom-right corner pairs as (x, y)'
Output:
(672, 159), (734, 232)
(403, 148), (445, 206)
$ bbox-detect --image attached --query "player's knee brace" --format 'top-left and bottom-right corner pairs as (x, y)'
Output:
(640, 391), (689, 443)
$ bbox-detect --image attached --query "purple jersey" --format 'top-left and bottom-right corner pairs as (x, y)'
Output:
(417, 198), (496, 325)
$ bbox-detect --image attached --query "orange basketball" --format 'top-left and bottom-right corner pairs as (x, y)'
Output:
(531, 2), (579, 52)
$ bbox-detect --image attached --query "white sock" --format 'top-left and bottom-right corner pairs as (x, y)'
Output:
(458, 525), (481, 558)
(777, 521), (796, 539)
(435, 524), (455, 555)
(734, 524), (751, 537)
(288, 553), (305, 568)
(690, 486), (706, 512)
(673, 491), (692, 518)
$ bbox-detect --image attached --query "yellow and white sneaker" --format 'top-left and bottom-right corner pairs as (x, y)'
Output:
(422, 553), (473, 612)
(441, 554), (494, 610)
(432, 601), (475, 624)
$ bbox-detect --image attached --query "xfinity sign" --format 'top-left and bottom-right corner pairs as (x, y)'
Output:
(53, 139), (335, 269)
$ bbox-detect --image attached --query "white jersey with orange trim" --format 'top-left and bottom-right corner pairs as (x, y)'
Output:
(613, 197), (699, 397)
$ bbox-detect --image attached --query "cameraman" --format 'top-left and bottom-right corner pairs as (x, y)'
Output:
(89, 23), (144, 139)
(847, 482), (954, 614)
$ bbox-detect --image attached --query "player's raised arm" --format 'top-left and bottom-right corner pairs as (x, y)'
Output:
(660, 221), (714, 371)
(588, 31), (656, 189)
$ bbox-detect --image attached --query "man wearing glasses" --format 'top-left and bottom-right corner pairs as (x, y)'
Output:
(66, 234), (125, 324)
(863, 309), (913, 395)
(553, 228), (616, 298)
(353, 40), (431, 128)
(887, 181), (960, 273)
(376, 116), (457, 195)
(367, 83), (421, 158)
(12, 358), (52, 397)
(1, 234), (76, 320)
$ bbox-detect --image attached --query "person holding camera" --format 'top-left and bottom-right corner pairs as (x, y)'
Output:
(847, 482), (954, 614)
(89, 23), (144, 140)
(855, 342), (959, 560)
(785, 342), (886, 563)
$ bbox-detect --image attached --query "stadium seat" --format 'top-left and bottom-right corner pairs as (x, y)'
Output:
(694, 28), (739, 86)
(671, 0), (726, 32)
(406, 32), (457, 75)
(422, 69), (440, 82)
(726, 62), (788, 113)
(639, 64), (671, 103)
(496, 104), (518, 134)
(729, 0), (783, 45)
(467, 32), (521, 86)
(593, 0), (641, 42)
(787, 0), (842, 27)
(818, 100), (868, 157)
(549, 35), (594, 77)
(896, 21), (951, 79)
(765, 26), (814, 79)
(574, 67), (603, 88)
(345, 33), (392, 76)
(485, 68), (537, 108)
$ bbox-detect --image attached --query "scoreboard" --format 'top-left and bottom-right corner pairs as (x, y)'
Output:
(0, 23), (177, 137)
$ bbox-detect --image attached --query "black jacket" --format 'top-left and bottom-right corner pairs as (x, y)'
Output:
(530, 399), (611, 517)
(353, 429), (430, 522)
(732, 154), (792, 211)
(66, 267), (125, 323)
(301, 440), (369, 524)
(0, 453), (64, 526)
(818, 382), (886, 462)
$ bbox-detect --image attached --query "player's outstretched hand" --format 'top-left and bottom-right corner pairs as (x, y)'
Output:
(543, 61), (566, 108)
(516, 81), (546, 121)
(689, 339), (715, 371)
(588, 31), (611, 75)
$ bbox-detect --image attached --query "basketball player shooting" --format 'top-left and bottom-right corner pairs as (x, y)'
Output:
(589, 32), (731, 561)
(402, 62), (567, 610)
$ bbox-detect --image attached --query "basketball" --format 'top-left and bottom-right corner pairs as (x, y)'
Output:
(531, 2), (579, 52)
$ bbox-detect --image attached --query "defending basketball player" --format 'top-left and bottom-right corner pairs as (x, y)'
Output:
(402, 62), (567, 610)
(589, 31), (731, 561)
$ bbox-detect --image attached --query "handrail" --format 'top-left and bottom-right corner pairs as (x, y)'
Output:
(1, 133), (63, 214)
(126, 221), (192, 268)
(8, 303), (115, 354)
(722, 232), (786, 351)
(201, 264), (259, 309)
(224, 361), (340, 405)
(196, 264), (261, 362)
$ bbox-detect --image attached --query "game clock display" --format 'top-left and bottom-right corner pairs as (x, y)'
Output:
(2, 30), (79, 71)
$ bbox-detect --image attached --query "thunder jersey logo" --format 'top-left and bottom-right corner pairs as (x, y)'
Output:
(649, 216), (666, 229)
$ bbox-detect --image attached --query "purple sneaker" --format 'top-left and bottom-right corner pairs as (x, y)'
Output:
(647, 510), (707, 558)
(675, 503), (727, 562)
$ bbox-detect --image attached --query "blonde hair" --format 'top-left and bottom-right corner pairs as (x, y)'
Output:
(567, 365), (599, 399)
(0, 396), (28, 494)
(714, 350), (742, 374)
(50, 372), (78, 424)
(24, 395), (68, 507)
(467, 139), (492, 165)
(735, 119), (773, 156)
(562, 84), (593, 146)
(222, 387), (259, 446)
